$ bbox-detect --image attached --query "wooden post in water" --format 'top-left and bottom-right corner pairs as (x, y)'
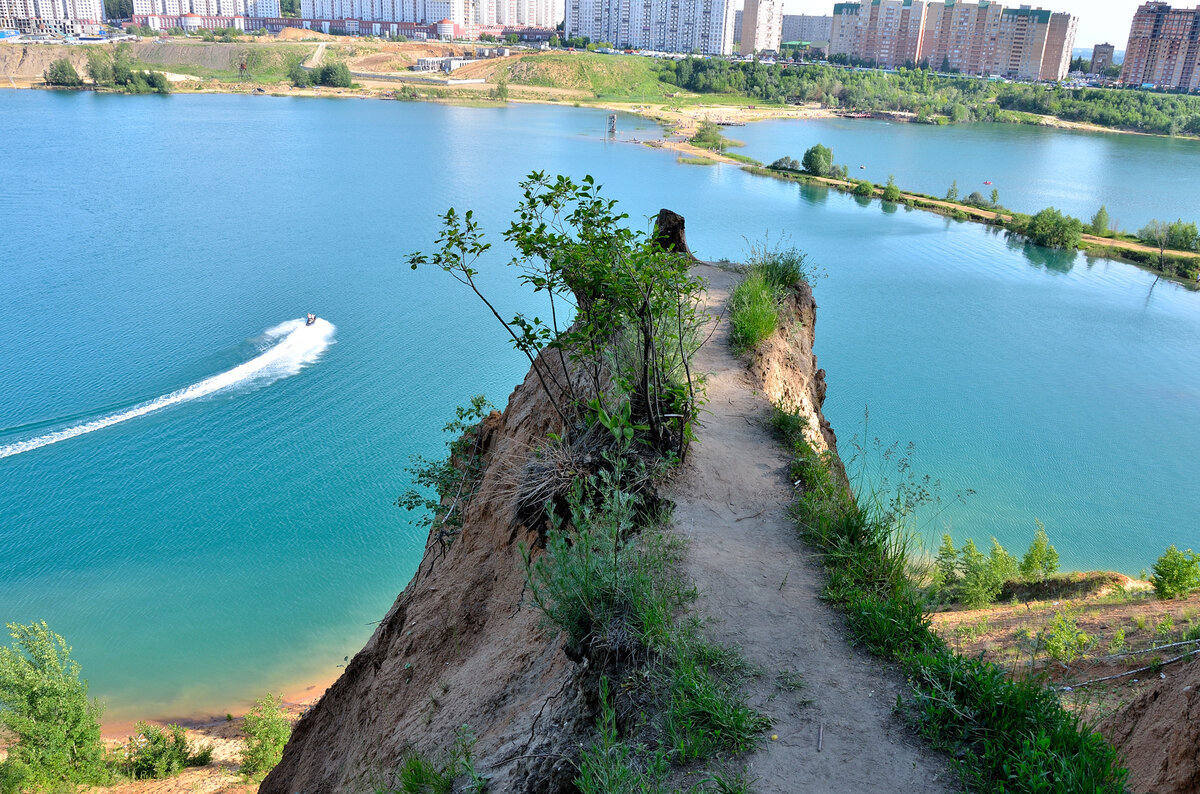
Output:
(607, 114), (617, 134)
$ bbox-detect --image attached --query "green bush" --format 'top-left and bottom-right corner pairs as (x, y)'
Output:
(727, 271), (779, 353)
(852, 179), (874, 197)
(240, 693), (291, 779)
(1090, 205), (1110, 236)
(801, 143), (833, 177)
(315, 61), (352, 88)
(1043, 608), (1091, 664)
(1150, 545), (1200, 599)
(123, 722), (212, 779)
(44, 58), (83, 87)
(1026, 207), (1084, 249)
(1019, 522), (1059, 582)
(288, 60), (311, 87)
(882, 175), (902, 203)
(0, 622), (109, 792)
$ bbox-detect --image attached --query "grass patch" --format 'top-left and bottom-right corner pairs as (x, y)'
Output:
(727, 271), (778, 353)
(523, 460), (769, 789)
(723, 152), (762, 166)
(769, 405), (1128, 792)
(379, 726), (486, 794)
(677, 155), (717, 166)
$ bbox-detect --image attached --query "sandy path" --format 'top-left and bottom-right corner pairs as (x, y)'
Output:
(666, 265), (951, 792)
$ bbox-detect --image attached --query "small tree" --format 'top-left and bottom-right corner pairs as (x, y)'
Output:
(288, 60), (310, 87)
(0, 622), (108, 790)
(1027, 207), (1083, 250)
(1090, 205), (1110, 236)
(240, 693), (291, 779)
(945, 180), (959, 202)
(990, 188), (1000, 207)
(882, 174), (902, 202)
(86, 48), (114, 85)
(45, 58), (83, 87)
(549, 34), (560, 47)
(801, 143), (834, 177)
(1019, 521), (1059, 582)
(934, 534), (959, 590)
(1166, 219), (1200, 252)
(1150, 545), (1200, 599)
(491, 66), (508, 102)
(769, 156), (801, 171)
(1139, 219), (1171, 269)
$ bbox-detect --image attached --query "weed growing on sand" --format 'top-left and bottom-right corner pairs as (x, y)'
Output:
(1042, 607), (1092, 664)
(240, 693), (291, 780)
(122, 722), (212, 780)
(768, 403), (1127, 793)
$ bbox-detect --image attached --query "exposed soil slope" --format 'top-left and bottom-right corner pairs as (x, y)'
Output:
(667, 266), (950, 791)
(1100, 657), (1200, 794)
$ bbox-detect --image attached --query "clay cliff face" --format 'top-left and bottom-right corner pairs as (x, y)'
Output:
(261, 270), (840, 794)
(261, 353), (579, 793)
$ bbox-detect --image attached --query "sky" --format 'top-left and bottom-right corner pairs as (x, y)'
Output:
(776, 0), (1149, 50)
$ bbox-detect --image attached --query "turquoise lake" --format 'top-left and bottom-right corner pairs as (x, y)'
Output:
(1, 90), (1198, 723)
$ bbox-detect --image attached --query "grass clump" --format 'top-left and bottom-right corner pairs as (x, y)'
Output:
(381, 726), (486, 794)
(122, 722), (212, 780)
(727, 243), (816, 354)
(239, 693), (291, 780)
(768, 404), (1127, 793)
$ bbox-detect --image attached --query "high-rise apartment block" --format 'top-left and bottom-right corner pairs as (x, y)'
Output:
(829, 0), (1077, 80)
(740, 0), (781, 54)
(565, 0), (736, 54)
(733, 9), (742, 43)
(1121, 2), (1200, 90)
(0, 0), (103, 35)
(781, 13), (832, 44)
(1091, 42), (1115, 73)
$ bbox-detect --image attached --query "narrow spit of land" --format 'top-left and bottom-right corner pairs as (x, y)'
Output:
(666, 264), (950, 792)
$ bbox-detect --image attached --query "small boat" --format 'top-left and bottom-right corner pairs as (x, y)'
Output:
(306, 313), (316, 326)
(983, 180), (993, 185)
(859, 165), (866, 169)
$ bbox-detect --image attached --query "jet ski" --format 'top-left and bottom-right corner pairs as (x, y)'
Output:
(306, 313), (317, 326)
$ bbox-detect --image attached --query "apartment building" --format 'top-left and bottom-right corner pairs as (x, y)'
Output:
(0, 0), (103, 35)
(739, 0), (781, 54)
(565, 0), (736, 54)
(1091, 41), (1115, 73)
(831, 0), (925, 69)
(831, 0), (1076, 80)
(781, 12), (830, 44)
(732, 8), (741, 43)
(1120, 2), (1200, 90)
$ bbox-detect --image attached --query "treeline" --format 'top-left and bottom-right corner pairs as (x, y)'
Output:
(654, 60), (1200, 136)
(44, 44), (170, 93)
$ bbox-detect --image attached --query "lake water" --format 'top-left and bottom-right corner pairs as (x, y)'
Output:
(2, 90), (1198, 723)
(733, 117), (1200, 232)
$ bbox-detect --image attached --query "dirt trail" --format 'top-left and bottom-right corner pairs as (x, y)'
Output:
(666, 264), (950, 792)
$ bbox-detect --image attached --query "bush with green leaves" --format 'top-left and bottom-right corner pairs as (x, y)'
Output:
(288, 59), (311, 87)
(769, 155), (801, 172)
(123, 722), (212, 779)
(44, 58), (83, 87)
(1042, 607), (1091, 664)
(0, 622), (109, 792)
(956, 538), (1017, 608)
(1090, 205), (1110, 236)
(314, 61), (352, 87)
(882, 175), (902, 202)
(1150, 545), (1200, 599)
(852, 179), (874, 197)
(1019, 522), (1059, 582)
(240, 693), (291, 779)
(1024, 207), (1084, 250)
(801, 143), (834, 177)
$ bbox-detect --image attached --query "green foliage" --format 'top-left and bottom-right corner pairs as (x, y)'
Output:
(239, 693), (291, 779)
(1139, 218), (1200, 253)
(1042, 607), (1091, 664)
(86, 43), (170, 94)
(727, 271), (778, 353)
(690, 121), (728, 152)
(801, 143), (833, 177)
(103, 0), (132, 18)
(663, 653), (769, 763)
(409, 172), (705, 459)
(0, 622), (108, 792)
(577, 679), (666, 794)
(122, 722), (212, 780)
(288, 59), (311, 87)
(882, 175), (902, 203)
(1090, 205), (1110, 236)
(1019, 522), (1060, 582)
(44, 58), (83, 87)
(945, 180), (958, 201)
(1150, 545), (1200, 599)
(384, 726), (485, 794)
(851, 179), (873, 197)
(772, 419), (1127, 792)
(1025, 207), (1084, 250)
(395, 396), (493, 551)
(314, 61), (352, 87)
(934, 534), (958, 590)
(769, 155), (801, 171)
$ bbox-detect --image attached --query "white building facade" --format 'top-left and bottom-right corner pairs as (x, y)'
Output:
(1, 0), (104, 35)
(565, 0), (735, 54)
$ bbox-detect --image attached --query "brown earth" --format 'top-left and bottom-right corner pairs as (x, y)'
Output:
(1100, 657), (1200, 794)
(665, 267), (950, 791)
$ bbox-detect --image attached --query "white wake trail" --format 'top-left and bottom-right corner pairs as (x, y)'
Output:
(0, 318), (336, 460)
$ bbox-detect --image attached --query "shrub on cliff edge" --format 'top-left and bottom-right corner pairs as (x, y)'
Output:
(240, 693), (291, 779)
